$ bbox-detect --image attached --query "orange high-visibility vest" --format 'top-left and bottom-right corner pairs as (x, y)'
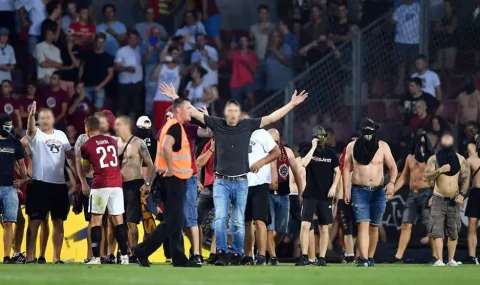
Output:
(155, 118), (193, 179)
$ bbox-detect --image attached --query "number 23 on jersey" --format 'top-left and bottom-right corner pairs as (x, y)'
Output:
(96, 145), (118, 168)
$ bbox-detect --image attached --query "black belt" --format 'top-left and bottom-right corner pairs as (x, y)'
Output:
(352, 184), (384, 191)
(433, 193), (456, 201)
(215, 174), (247, 181)
(270, 190), (289, 196)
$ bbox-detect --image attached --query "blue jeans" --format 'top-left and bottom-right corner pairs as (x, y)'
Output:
(213, 178), (248, 254)
(85, 87), (106, 109)
(267, 194), (290, 233)
(0, 186), (18, 222)
(351, 186), (386, 226)
(184, 176), (198, 228)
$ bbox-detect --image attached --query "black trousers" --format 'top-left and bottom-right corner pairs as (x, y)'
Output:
(134, 176), (188, 265)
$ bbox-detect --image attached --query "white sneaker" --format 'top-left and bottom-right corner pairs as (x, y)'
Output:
(447, 260), (459, 266)
(86, 257), (101, 265)
(120, 255), (129, 265)
(433, 260), (445, 266)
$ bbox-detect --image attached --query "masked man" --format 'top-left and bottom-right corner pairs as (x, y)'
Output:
(343, 118), (398, 267)
(391, 132), (435, 263)
(296, 127), (341, 266)
(135, 116), (157, 162)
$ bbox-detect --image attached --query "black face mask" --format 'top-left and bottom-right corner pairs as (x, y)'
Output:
(353, 128), (379, 165)
(0, 124), (12, 138)
(413, 135), (431, 163)
(135, 128), (152, 140)
(465, 82), (476, 94)
(436, 144), (460, 176)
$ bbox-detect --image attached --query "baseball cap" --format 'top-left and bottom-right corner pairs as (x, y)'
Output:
(0, 28), (9, 36)
(359, 118), (379, 130)
(136, 116), (151, 128)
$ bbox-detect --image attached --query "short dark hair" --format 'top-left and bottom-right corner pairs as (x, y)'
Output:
(280, 18), (293, 32)
(52, 71), (62, 79)
(168, 46), (179, 54)
(46, 0), (60, 15)
(312, 3), (322, 11)
(172, 98), (188, 113)
(118, 115), (133, 127)
(95, 32), (107, 41)
(102, 3), (116, 15)
(415, 54), (427, 62)
(258, 4), (269, 12)
(338, 2), (348, 9)
(1, 79), (11, 86)
(225, 99), (240, 107)
(128, 29), (140, 38)
(195, 33), (206, 40)
(78, 4), (89, 12)
(409, 77), (422, 87)
(84, 116), (100, 131)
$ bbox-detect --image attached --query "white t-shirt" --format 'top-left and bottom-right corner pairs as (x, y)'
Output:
(186, 80), (209, 109)
(24, 0), (46, 36)
(0, 44), (16, 82)
(154, 64), (180, 101)
(115, 45), (143, 84)
(34, 41), (62, 81)
(411, 70), (441, 97)
(28, 128), (71, 184)
(247, 129), (277, 187)
(191, 45), (218, 86)
(250, 22), (274, 60)
(174, 23), (206, 51)
(393, 3), (420, 44)
(0, 0), (14, 11)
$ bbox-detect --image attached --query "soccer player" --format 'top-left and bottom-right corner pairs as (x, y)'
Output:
(465, 135), (480, 264)
(26, 103), (77, 264)
(79, 116), (130, 265)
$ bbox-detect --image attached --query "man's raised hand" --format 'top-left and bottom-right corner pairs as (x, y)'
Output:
(290, 90), (308, 106)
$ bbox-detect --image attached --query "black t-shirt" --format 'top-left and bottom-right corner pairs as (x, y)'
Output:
(166, 123), (182, 152)
(60, 45), (81, 82)
(0, 136), (24, 186)
(400, 92), (440, 125)
(301, 147), (339, 200)
(81, 50), (114, 87)
(40, 18), (58, 40)
(204, 116), (261, 176)
(329, 20), (351, 37)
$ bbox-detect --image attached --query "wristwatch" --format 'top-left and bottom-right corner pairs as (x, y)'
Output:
(144, 181), (151, 186)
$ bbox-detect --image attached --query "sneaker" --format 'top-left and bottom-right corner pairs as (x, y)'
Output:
(206, 253), (218, 265)
(255, 255), (267, 266)
(54, 260), (64, 264)
(240, 256), (254, 265)
(190, 255), (203, 266)
(433, 260), (445, 267)
(86, 257), (101, 265)
(389, 257), (403, 264)
(129, 255), (137, 264)
(12, 253), (26, 264)
(357, 258), (369, 267)
(37, 257), (46, 264)
(270, 257), (280, 266)
(229, 253), (242, 266)
(26, 259), (37, 264)
(3, 257), (14, 264)
(84, 257), (92, 264)
(295, 255), (310, 266)
(132, 249), (150, 268)
(368, 258), (375, 267)
(316, 257), (327, 267)
(463, 256), (479, 265)
(107, 254), (116, 264)
(120, 255), (129, 265)
(429, 256), (438, 264)
(214, 251), (229, 266)
(346, 256), (355, 263)
(446, 260), (459, 267)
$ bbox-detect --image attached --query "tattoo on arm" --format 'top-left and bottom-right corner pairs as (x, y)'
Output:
(139, 139), (156, 182)
(424, 156), (441, 184)
(74, 135), (87, 157)
(460, 158), (470, 194)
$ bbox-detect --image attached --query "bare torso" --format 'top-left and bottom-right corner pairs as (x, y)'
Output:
(458, 91), (480, 124)
(118, 136), (144, 182)
(351, 142), (387, 187)
(468, 154), (480, 188)
(407, 156), (429, 190)
(289, 157), (305, 194)
(20, 137), (32, 177)
(433, 154), (464, 198)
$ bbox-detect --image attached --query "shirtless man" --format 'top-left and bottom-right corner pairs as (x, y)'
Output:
(424, 133), (470, 266)
(456, 81), (480, 156)
(288, 150), (306, 260)
(391, 132), (434, 263)
(343, 118), (398, 267)
(115, 116), (156, 261)
(464, 134), (480, 264)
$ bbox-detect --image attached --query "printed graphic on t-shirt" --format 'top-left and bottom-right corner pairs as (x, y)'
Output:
(0, 147), (15, 154)
(46, 97), (57, 108)
(311, 156), (332, 163)
(45, 139), (63, 154)
(3, 103), (13, 114)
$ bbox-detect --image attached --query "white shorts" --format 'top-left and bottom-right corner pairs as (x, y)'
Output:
(89, 187), (125, 216)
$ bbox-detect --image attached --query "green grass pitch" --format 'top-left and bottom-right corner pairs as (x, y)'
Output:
(0, 263), (478, 285)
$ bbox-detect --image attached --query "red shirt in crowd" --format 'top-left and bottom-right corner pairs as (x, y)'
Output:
(42, 88), (69, 124)
(410, 114), (433, 134)
(19, 96), (42, 129)
(81, 135), (123, 189)
(200, 138), (215, 186)
(0, 96), (19, 118)
(68, 95), (93, 134)
(70, 22), (96, 51)
(229, 50), (258, 89)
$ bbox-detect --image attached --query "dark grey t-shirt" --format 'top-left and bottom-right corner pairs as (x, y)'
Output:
(204, 116), (261, 176)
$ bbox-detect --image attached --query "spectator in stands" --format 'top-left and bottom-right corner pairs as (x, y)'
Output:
(79, 33), (113, 111)
(288, 0), (311, 39)
(61, 0), (78, 33)
(143, 26), (164, 117)
(411, 54), (442, 100)
(426, 115), (448, 153)
(0, 80), (21, 130)
(410, 100), (433, 134)
(229, 35), (258, 110)
(399, 77), (441, 132)
(195, 0), (222, 50)
(302, 4), (328, 47)
(185, 63), (216, 110)
(96, 4), (127, 56)
(34, 28), (64, 84)
(19, 82), (41, 133)
(279, 19), (299, 55)
(191, 33), (218, 87)
(40, 0), (62, 43)
(265, 30), (293, 97)
(456, 80), (480, 155)
(69, 5), (96, 51)
(42, 71), (69, 130)
(20, 0), (48, 54)
(392, 0), (420, 95)
(134, 7), (167, 41)
(325, 127), (345, 154)
(0, 1), (15, 37)
(250, 4), (274, 91)
(0, 28), (16, 83)
(152, 46), (181, 129)
(328, 3), (355, 45)
(434, 0), (457, 92)
(114, 30), (143, 118)
(58, 29), (80, 96)
(68, 82), (93, 134)
(66, 124), (78, 146)
(175, 10), (206, 52)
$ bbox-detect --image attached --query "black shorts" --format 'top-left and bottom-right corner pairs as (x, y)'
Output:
(26, 180), (69, 221)
(123, 179), (143, 224)
(338, 199), (357, 237)
(466, 187), (480, 219)
(301, 197), (333, 225)
(81, 178), (93, 222)
(245, 183), (270, 223)
(197, 186), (214, 226)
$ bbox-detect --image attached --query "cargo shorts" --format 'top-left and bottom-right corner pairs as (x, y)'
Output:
(427, 194), (461, 240)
